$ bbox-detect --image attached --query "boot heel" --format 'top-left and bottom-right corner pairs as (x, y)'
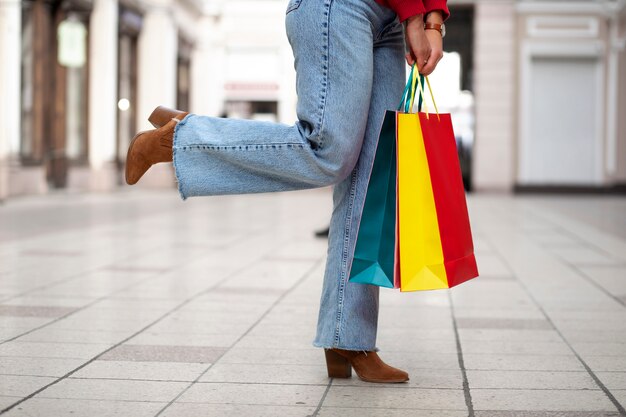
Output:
(324, 349), (352, 378)
(148, 106), (188, 128)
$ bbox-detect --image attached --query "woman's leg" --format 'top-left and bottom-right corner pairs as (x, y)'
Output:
(172, 1), (393, 199)
(312, 11), (406, 351)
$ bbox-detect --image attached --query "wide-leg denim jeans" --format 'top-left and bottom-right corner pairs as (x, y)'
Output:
(172, 0), (405, 351)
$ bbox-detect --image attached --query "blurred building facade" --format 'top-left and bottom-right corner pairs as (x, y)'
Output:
(0, 0), (625, 200)
(0, 0), (206, 196)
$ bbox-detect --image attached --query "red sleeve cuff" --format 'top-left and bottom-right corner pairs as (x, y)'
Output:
(423, 0), (450, 21)
(385, 0), (427, 22)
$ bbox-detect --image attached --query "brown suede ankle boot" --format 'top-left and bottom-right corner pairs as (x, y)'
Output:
(125, 118), (178, 185)
(324, 348), (409, 383)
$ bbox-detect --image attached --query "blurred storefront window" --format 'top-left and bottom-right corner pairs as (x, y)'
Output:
(116, 7), (141, 168)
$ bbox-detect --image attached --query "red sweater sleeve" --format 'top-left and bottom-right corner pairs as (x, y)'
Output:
(375, 0), (449, 22)
(377, 0), (426, 22)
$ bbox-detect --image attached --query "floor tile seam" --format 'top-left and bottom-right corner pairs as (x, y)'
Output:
(317, 406), (473, 410)
(465, 368), (591, 372)
(464, 370), (609, 373)
(65, 377), (330, 386)
(152, 258), (325, 417)
(0, 242), (296, 416)
(467, 388), (605, 391)
(460, 353), (587, 357)
(172, 400), (468, 410)
(488, 243), (626, 416)
(448, 292), (475, 417)
(172, 401), (322, 407)
(20, 395), (171, 404)
(558, 260), (626, 309)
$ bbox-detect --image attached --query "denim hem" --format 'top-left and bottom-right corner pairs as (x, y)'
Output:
(172, 114), (191, 201)
(312, 340), (380, 352)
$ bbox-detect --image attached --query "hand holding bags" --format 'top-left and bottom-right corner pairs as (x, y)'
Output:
(349, 65), (479, 291)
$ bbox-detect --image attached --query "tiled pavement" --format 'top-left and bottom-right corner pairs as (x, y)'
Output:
(1, 189), (625, 417)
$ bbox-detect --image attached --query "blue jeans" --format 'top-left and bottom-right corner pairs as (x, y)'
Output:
(173, 0), (405, 351)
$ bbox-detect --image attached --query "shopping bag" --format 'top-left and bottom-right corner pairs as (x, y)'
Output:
(348, 64), (478, 291)
(348, 110), (398, 288)
(397, 68), (478, 291)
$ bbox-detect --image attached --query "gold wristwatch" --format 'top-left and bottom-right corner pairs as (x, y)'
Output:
(424, 22), (446, 38)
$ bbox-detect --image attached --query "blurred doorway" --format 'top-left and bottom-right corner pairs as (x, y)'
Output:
(116, 7), (141, 173)
(20, 0), (91, 188)
(437, 5), (475, 190)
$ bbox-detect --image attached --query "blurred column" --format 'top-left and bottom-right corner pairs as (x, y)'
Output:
(88, 0), (118, 189)
(471, 0), (516, 191)
(137, 4), (178, 131)
(191, 14), (224, 116)
(278, 44), (297, 125)
(0, 0), (21, 200)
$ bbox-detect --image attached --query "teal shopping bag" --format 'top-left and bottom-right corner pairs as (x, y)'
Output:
(348, 66), (423, 288)
(348, 110), (398, 288)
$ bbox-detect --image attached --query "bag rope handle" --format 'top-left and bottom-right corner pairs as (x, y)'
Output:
(397, 63), (440, 121)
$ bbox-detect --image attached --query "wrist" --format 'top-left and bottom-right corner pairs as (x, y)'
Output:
(406, 14), (424, 25)
(425, 11), (444, 24)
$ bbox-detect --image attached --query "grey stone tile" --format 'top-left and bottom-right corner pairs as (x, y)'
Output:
(473, 254), (513, 277)
(199, 363), (329, 385)
(596, 372), (626, 390)
(375, 338), (458, 354)
(459, 329), (563, 343)
(0, 357), (85, 377)
(71, 360), (207, 382)
(453, 308), (545, 320)
(0, 317), (53, 329)
(2, 398), (166, 417)
(548, 247), (621, 266)
(99, 344), (228, 364)
(161, 403), (317, 417)
(570, 342), (626, 356)
(0, 305), (77, 318)
(129, 331), (241, 348)
(583, 356), (626, 372)
(0, 397), (21, 411)
(18, 328), (133, 344)
(0, 341), (112, 359)
(471, 389), (616, 411)
(579, 266), (626, 296)
(234, 334), (318, 350)
(102, 265), (170, 273)
(461, 340), (572, 356)
(1, 296), (96, 308)
(456, 318), (553, 330)
(466, 370), (597, 389)
(532, 231), (580, 246)
(218, 347), (323, 365)
(0, 375), (56, 397)
(323, 386), (467, 409)
(463, 354), (585, 371)
(559, 329), (626, 343)
(318, 408), (468, 417)
(20, 249), (83, 257)
(177, 382), (326, 406)
(36, 378), (187, 402)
